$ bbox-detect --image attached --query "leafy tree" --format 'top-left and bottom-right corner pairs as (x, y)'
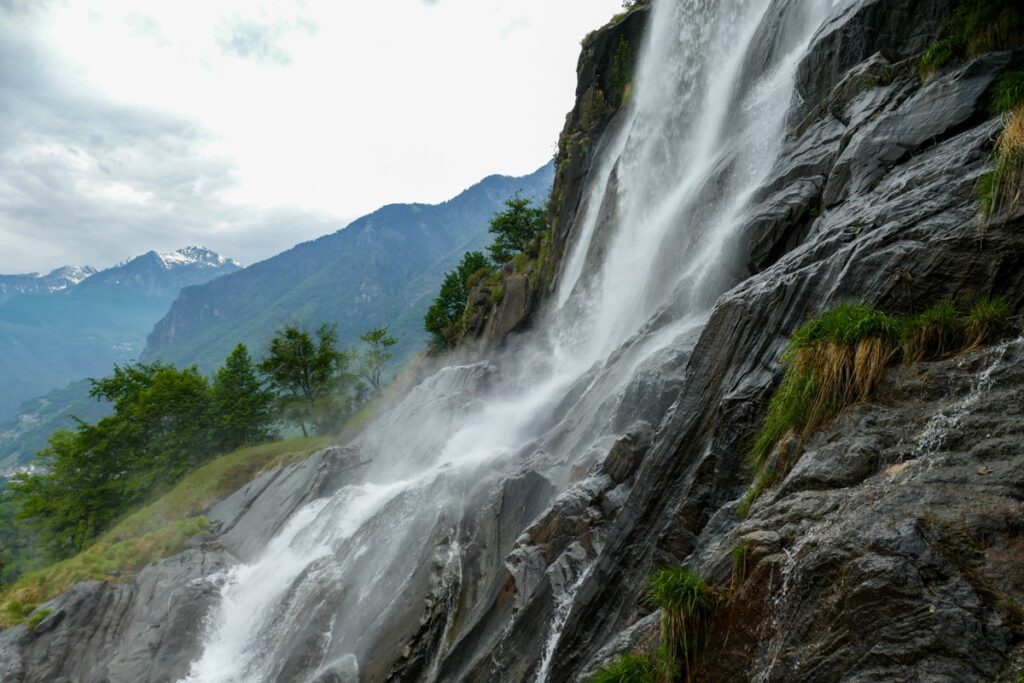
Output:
(9, 363), (213, 554)
(358, 327), (397, 393)
(424, 251), (490, 351)
(211, 343), (275, 451)
(487, 193), (547, 265)
(258, 324), (354, 435)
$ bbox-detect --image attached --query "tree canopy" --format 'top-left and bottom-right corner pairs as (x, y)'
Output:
(486, 193), (547, 265)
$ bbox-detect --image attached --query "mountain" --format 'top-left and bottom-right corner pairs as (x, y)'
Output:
(0, 247), (240, 417)
(0, 265), (97, 302)
(142, 165), (553, 371)
(10, 2), (1024, 681)
(0, 381), (102, 477)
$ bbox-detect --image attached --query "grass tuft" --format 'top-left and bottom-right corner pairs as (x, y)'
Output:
(981, 107), (1024, 221)
(645, 568), (717, 683)
(589, 653), (660, 683)
(26, 608), (52, 629)
(966, 296), (1012, 348)
(903, 301), (961, 363)
(742, 298), (1017, 517)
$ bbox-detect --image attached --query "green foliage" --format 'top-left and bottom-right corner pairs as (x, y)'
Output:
(9, 362), (215, 555)
(487, 193), (548, 265)
(26, 607), (51, 629)
(589, 653), (660, 683)
(0, 436), (327, 626)
(730, 541), (752, 588)
(919, 0), (1024, 78)
(424, 251), (492, 351)
(993, 69), (1024, 115)
(645, 568), (718, 683)
(903, 301), (961, 363)
(258, 323), (356, 436)
(967, 296), (1012, 347)
(358, 326), (397, 393)
(211, 343), (275, 452)
(743, 298), (1018, 517)
(0, 517), (209, 627)
(980, 108), (1024, 220)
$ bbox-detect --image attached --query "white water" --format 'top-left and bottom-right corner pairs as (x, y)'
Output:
(182, 1), (850, 681)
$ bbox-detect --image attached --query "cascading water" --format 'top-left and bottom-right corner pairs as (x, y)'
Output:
(182, 1), (849, 681)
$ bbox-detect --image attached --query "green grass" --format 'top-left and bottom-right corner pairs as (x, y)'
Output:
(903, 301), (961, 363)
(742, 298), (1017, 517)
(26, 608), (52, 629)
(645, 568), (718, 683)
(993, 69), (1024, 115)
(730, 541), (752, 589)
(0, 517), (209, 627)
(919, 0), (1024, 78)
(590, 653), (660, 683)
(981, 108), (1024, 221)
(967, 296), (1012, 347)
(0, 435), (329, 627)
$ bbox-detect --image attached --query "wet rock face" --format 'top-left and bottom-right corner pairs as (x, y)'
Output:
(694, 339), (1024, 681)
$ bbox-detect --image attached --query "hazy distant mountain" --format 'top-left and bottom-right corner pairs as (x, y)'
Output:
(143, 165), (554, 371)
(0, 265), (98, 302)
(0, 247), (241, 417)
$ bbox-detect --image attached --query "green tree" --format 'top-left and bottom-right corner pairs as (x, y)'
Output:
(486, 193), (547, 265)
(424, 251), (490, 351)
(211, 343), (275, 451)
(358, 327), (397, 393)
(258, 324), (354, 436)
(10, 363), (214, 555)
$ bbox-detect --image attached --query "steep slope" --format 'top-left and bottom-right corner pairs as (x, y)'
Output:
(142, 166), (554, 371)
(2, 2), (1024, 682)
(0, 247), (240, 418)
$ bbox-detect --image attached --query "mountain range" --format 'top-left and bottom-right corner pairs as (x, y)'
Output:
(0, 247), (241, 418)
(142, 164), (553, 371)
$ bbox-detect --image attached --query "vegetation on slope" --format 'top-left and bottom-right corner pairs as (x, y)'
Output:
(979, 73), (1024, 222)
(0, 436), (329, 627)
(918, 0), (1024, 78)
(425, 194), (550, 351)
(2, 323), (393, 590)
(739, 298), (1015, 517)
(591, 567), (720, 683)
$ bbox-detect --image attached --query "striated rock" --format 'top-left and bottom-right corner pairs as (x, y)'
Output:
(0, 544), (230, 683)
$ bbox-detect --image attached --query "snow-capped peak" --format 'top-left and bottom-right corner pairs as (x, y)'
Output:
(156, 246), (241, 269)
(44, 265), (98, 287)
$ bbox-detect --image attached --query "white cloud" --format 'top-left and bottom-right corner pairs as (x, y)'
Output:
(0, 0), (624, 272)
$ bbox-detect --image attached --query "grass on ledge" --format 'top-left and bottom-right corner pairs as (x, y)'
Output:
(0, 435), (330, 628)
(740, 298), (1014, 517)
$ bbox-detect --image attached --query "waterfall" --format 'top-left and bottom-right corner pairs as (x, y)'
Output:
(181, 1), (848, 681)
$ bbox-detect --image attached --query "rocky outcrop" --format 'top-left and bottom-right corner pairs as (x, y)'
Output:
(537, 6), (1024, 680)
(3, 1), (1024, 682)
(459, 5), (650, 351)
(0, 544), (229, 683)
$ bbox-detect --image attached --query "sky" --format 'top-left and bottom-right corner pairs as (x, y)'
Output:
(0, 0), (624, 273)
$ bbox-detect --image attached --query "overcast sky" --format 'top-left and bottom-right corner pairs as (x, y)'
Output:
(0, 0), (623, 273)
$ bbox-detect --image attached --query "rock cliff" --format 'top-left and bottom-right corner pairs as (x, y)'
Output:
(2, 1), (1024, 682)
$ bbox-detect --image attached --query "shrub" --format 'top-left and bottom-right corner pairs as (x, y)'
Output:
(590, 653), (660, 683)
(966, 296), (1012, 347)
(645, 568), (717, 683)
